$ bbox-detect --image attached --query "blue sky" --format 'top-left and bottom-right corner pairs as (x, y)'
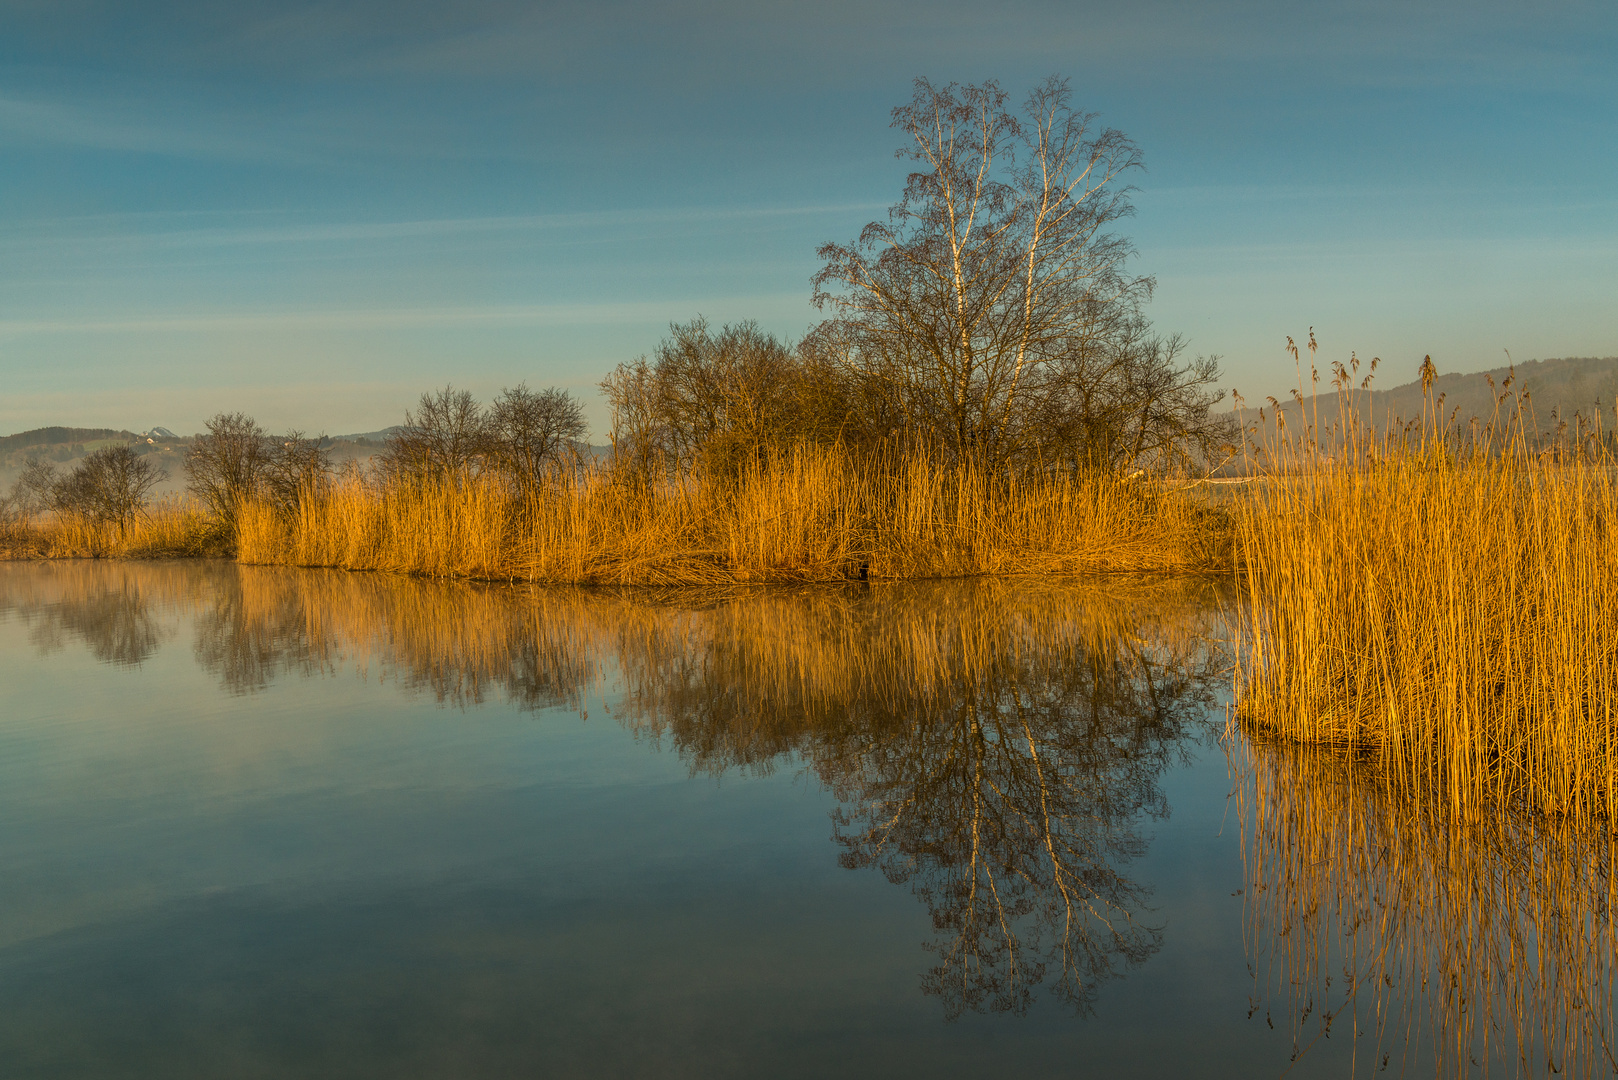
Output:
(1, 0), (1614, 437)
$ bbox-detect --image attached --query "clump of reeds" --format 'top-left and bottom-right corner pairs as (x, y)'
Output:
(237, 442), (1231, 585)
(1235, 338), (1618, 822)
(1237, 735), (1617, 1078)
(0, 497), (223, 560)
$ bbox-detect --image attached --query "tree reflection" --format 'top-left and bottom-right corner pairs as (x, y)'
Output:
(3, 561), (1227, 1021)
(0, 562), (183, 667)
(613, 579), (1228, 1017)
(191, 568), (336, 692)
(187, 568), (597, 709)
(823, 637), (1212, 1017)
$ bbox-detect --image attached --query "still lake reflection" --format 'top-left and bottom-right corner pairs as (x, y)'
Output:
(0, 561), (1611, 1078)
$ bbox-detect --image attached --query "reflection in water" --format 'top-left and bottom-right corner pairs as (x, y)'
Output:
(186, 568), (596, 708)
(9, 561), (1618, 1067)
(0, 562), (183, 667)
(609, 583), (1227, 1018)
(1240, 739), (1618, 1078)
(12, 559), (1618, 1068)
(1, 562), (1228, 1022)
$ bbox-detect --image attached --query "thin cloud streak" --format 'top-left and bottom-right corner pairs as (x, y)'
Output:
(0, 94), (312, 164)
(0, 297), (809, 336)
(0, 204), (888, 251)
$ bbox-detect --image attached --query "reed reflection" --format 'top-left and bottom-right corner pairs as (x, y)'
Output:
(1239, 739), (1618, 1078)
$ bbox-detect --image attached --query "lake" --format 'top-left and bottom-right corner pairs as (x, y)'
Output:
(0, 561), (1611, 1078)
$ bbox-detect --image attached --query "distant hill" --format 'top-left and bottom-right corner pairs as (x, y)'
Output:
(329, 426), (407, 444)
(1243, 355), (1618, 439)
(0, 426), (138, 450)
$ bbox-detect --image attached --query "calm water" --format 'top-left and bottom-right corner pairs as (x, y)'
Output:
(0, 561), (1610, 1078)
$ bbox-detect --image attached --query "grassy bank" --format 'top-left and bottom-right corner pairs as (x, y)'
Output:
(234, 445), (1231, 583)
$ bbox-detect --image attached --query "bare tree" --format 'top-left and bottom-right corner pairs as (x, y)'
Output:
(813, 77), (1158, 466)
(600, 355), (671, 476)
(186, 413), (270, 524)
(602, 318), (849, 475)
(383, 385), (489, 480)
(260, 431), (334, 510)
(486, 384), (586, 485)
(1037, 315), (1233, 471)
(54, 446), (166, 529)
(10, 456), (60, 517)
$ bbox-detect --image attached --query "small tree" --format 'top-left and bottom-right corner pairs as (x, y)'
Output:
(1036, 315), (1232, 472)
(602, 318), (849, 476)
(486, 384), (586, 487)
(186, 413), (270, 524)
(54, 446), (166, 529)
(10, 456), (60, 517)
(383, 385), (489, 480)
(260, 431), (334, 510)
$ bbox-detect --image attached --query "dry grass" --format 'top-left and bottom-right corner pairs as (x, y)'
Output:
(0, 497), (223, 560)
(237, 443), (1230, 584)
(1238, 736), (1617, 1078)
(1234, 350), (1618, 822)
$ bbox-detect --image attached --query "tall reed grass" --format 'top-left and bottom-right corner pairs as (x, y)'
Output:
(1236, 348), (1618, 821)
(237, 444), (1230, 584)
(0, 497), (221, 560)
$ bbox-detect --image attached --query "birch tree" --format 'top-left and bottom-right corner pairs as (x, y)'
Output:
(812, 77), (1157, 465)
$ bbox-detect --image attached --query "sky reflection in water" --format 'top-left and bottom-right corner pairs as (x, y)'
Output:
(0, 561), (1610, 1078)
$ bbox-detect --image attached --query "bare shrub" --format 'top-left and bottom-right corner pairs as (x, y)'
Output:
(186, 413), (270, 525)
(382, 386), (489, 480)
(602, 318), (849, 476)
(261, 431), (334, 510)
(54, 445), (166, 529)
(486, 385), (586, 487)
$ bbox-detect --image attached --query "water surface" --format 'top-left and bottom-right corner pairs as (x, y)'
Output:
(0, 562), (1610, 1078)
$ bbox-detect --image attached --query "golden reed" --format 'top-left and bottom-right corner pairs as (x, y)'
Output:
(236, 444), (1230, 584)
(0, 496), (219, 560)
(1236, 349), (1618, 822)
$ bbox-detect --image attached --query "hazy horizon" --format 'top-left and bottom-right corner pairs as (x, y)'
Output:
(3, 1), (1614, 439)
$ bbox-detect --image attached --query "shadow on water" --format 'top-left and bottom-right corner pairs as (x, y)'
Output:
(3, 560), (1616, 1075)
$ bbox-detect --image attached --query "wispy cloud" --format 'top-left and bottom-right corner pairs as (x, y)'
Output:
(0, 93), (312, 163)
(0, 203), (886, 254)
(0, 296), (809, 336)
